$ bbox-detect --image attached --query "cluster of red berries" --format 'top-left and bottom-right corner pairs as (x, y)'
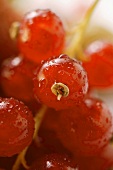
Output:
(0, 5), (113, 170)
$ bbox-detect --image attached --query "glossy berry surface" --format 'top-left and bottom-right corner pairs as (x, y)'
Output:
(58, 97), (113, 156)
(83, 41), (113, 89)
(38, 108), (70, 154)
(29, 153), (77, 170)
(77, 144), (113, 170)
(33, 54), (88, 110)
(77, 155), (109, 170)
(18, 9), (65, 63)
(0, 55), (36, 103)
(0, 97), (34, 157)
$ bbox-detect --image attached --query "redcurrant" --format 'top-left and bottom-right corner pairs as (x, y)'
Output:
(38, 108), (70, 154)
(17, 9), (65, 63)
(33, 54), (88, 110)
(0, 55), (36, 104)
(58, 97), (113, 156)
(29, 153), (77, 170)
(83, 41), (113, 89)
(0, 97), (34, 157)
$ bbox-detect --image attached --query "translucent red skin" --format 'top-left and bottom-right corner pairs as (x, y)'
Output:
(83, 41), (113, 89)
(77, 144), (113, 170)
(0, 55), (36, 103)
(38, 108), (71, 154)
(0, 97), (34, 157)
(29, 153), (77, 170)
(77, 155), (109, 170)
(58, 97), (113, 156)
(33, 54), (88, 110)
(18, 9), (65, 64)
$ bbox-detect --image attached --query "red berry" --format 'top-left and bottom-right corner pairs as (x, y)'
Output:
(29, 153), (77, 170)
(38, 108), (70, 154)
(18, 9), (65, 63)
(77, 144), (113, 170)
(83, 41), (113, 89)
(0, 55), (36, 103)
(77, 154), (109, 170)
(0, 97), (34, 157)
(0, 55), (41, 113)
(58, 97), (113, 156)
(33, 54), (88, 110)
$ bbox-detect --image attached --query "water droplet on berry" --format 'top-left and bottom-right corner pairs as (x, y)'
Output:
(27, 11), (38, 20)
(46, 161), (53, 168)
(0, 121), (3, 125)
(8, 109), (11, 112)
(11, 56), (23, 66)
(9, 104), (13, 109)
(18, 107), (21, 111)
(0, 101), (6, 109)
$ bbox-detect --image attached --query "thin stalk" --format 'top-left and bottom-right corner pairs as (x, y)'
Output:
(64, 0), (99, 60)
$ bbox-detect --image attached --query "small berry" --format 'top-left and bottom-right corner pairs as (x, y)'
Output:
(29, 153), (77, 170)
(0, 97), (34, 157)
(58, 97), (113, 156)
(33, 54), (88, 110)
(17, 9), (65, 63)
(38, 108), (68, 153)
(0, 55), (36, 104)
(83, 41), (113, 89)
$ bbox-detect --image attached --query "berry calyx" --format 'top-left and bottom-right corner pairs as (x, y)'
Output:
(51, 82), (69, 100)
(17, 9), (65, 63)
(9, 21), (20, 40)
(33, 54), (88, 110)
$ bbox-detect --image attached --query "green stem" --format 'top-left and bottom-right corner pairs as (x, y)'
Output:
(64, 0), (99, 60)
(33, 105), (47, 139)
(12, 147), (29, 170)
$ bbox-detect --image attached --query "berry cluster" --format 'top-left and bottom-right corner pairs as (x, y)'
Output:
(0, 1), (113, 170)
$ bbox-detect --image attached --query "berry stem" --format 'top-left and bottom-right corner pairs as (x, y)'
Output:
(12, 147), (29, 170)
(64, 0), (99, 61)
(12, 105), (47, 170)
(33, 105), (47, 140)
